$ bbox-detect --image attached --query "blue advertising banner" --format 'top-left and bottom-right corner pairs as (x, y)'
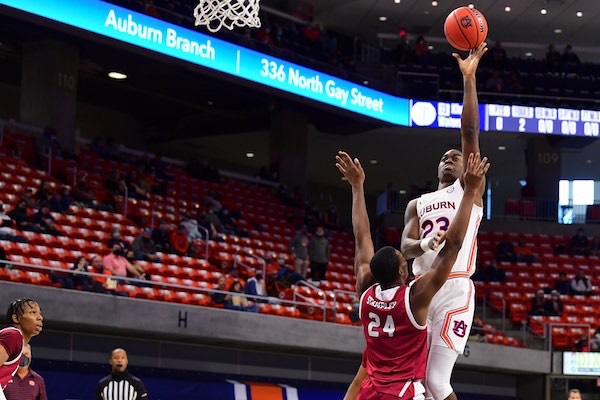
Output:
(0, 0), (411, 126)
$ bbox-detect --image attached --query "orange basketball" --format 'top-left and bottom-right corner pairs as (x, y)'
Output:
(444, 7), (488, 51)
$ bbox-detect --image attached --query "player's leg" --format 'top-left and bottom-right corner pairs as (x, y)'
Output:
(425, 279), (475, 400)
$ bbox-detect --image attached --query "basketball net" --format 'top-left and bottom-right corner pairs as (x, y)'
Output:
(194, 0), (261, 33)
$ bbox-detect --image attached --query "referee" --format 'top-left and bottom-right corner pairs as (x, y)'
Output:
(96, 348), (148, 400)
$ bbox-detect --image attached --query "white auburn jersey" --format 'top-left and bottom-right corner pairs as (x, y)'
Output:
(412, 178), (483, 277)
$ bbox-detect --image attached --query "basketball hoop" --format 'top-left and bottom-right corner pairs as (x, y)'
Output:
(194, 0), (261, 33)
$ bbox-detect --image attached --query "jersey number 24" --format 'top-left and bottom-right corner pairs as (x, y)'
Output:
(368, 312), (395, 337)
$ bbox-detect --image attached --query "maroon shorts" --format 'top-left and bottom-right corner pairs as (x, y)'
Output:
(357, 377), (419, 400)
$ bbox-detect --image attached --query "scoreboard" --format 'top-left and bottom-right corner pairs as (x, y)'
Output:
(486, 104), (600, 137)
(410, 101), (600, 137)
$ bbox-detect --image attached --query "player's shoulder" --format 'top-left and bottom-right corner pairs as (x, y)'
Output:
(0, 327), (22, 337)
(96, 375), (113, 387)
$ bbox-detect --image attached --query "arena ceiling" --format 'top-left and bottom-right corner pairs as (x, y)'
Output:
(312, 0), (600, 60)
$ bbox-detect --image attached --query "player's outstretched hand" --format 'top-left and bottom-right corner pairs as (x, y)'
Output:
(336, 151), (365, 187)
(463, 152), (489, 197)
(452, 41), (488, 77)
(427, 230), (447, 251)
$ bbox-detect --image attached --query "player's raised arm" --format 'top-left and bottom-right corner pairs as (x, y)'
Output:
(410, 153), (489, 324)
(453, 42), (487, 170)
(336, 151), (375, 295)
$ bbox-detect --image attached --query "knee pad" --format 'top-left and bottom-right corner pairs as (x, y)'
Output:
(426, 380), (453, 400)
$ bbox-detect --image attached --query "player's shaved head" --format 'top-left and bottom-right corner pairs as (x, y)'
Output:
(370, 247), (407, 287)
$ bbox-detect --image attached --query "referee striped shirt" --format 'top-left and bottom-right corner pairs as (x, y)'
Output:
(96, 371), (148, 400)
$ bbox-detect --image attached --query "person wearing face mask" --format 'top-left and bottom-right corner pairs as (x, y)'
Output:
(308, 226), (330, 281)
(102, 244), (138, 279)
(0, 203), (27, 243)
(106, 227), (129, 250)
(96, 348), (148, 400)
(3, 344), (48, 400)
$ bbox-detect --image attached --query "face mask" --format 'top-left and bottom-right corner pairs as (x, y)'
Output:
(19, 355), (31, 368)
(113, 249), (124, 256)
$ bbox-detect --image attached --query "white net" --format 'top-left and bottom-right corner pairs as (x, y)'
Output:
(194, 0), (261, 33)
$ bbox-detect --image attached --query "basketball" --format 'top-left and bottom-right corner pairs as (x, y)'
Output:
(444, 7), (488, 51)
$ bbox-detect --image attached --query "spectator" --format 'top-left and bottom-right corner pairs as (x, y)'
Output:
(505, 71), (523, 94)
(225, 267), (244, 289)
(72, 173), (96, 206)
(125, 250), (147, 281)
(180, 217), (204, 240)
(468, 314), (486, 342)
(589, 328), (600, 352)
(34, 181), (53, 205)
(530, 289), (546, 316)
(0, 202), (27, 243)
(289, 229), (309, 278)
(204, 190), (223, 212)
(211, 276), (231, 306)
(31, 204), (60, 235)
(589, 236), (600, 257)
(496, 234), (515, 262)
(567, 389), (583, 400)
(571, 228), (589, 255)
(414, 36), (429, 58)
(573, 335), (589, 352)
(275, 257), (304, 285)
(131, 228), (159, 262)
(571, 269), (593, 296)
(49, 186), (72, 213)
(96, 348), (148, 400)
(205, 206), (224, 235)
(308, 226), (330, 281)
(49, 257), (76, 289)
(71, 256), (108, 294)
(514, 238), (538, 263)
(554, 272), (571, 295)
(227, 281), (257, 312)
(8, 199), (33, 230)
(0, 246), (8, 268)
(245, 272), (266, 299)
(106, 226), (130, 250)
(103, 243), (139, 279)
(3, 344), (48, 400)
(151, 222), (171, 252)
(21, 188), (38, 210)
(170, 224), (190, 256)
(488, 41), (507, 69)
(545, 290), (563, 316)
(90, 255), (127, 296)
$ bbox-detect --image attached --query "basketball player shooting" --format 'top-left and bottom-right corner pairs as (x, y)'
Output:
(336, 151), (489, 400)
(401, 41), (488, 400)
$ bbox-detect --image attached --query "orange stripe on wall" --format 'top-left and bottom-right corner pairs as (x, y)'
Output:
(249, 383), (284, 400)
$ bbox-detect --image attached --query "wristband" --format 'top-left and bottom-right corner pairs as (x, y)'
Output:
(420, 238), (430, 252)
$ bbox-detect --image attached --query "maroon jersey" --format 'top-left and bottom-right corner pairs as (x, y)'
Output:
(360, 284), (427, 396)
(0, 327), (23, 390)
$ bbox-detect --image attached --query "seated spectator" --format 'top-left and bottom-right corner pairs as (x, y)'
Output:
(571, 228), (589, 255)
(170, 224), (190, 256)
(125, 250), (148, 281)
(562, 45), (580, 75)
(180, 217), (204, 240)
(35, 180), (54, 204)
(485, 70), (504, 93)
(469, 314), (486, 342)
(477, 260), (506, 282)
(530, 289), (546, 316)
(7, 200), (33, 231)
(227, 281), (257, 313)
(32, 203), (60, 235)
(573, 334), (589, 352)
(0, 246), (7, 267)
(571, 269), (593, 296)
(554, 272), (571, 295)
(245, 272), (266, 299)
(211, 276), (231, 306)
(505, 71), (523, 94)
(103, 243), (140, 279)
(50, 186), (72, 213)
(590, 328), (600, 352)
(73, 173), (96, 206)
(275, 257), (304, 285)
(152, 222), (172, 252)
(131, 228), (159, 262)
(225, 267), (245, 289)
(545, 290), (563, 316)
(514, 239), (537, 263)
(546, 43), (561, 73)
(106, 226), (130, 249)
(21, 188), (38, 209)
(71, 256), (108, 293)
(414, 36), (429, 58)
(204, 190), (223, 212)
(496, 234), (515, 262)
(90, 255), (127, 296)
(0, 202), (27, 243)
(589, 236), (600, 257)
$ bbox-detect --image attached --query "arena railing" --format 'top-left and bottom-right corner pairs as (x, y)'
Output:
(234, 248), (267, 283)
(544, 322), (592, 352)
(482, 292), (507, 333)
(292, 280), (329, 322)
(0, 259), (343, 322)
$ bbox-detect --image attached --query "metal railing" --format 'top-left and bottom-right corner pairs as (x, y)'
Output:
(292, 280), (329, 322)
(545, 322), (592, 352)
(0, 260), (340, 320)
(233, 249), (266, 282)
